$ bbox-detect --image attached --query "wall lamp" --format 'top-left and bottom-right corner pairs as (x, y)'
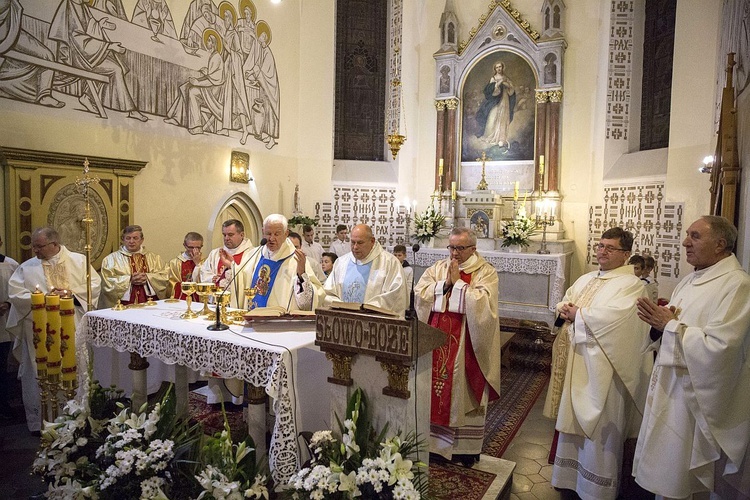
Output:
(230, 151), (251, 183)
(699, 155), (714, 174)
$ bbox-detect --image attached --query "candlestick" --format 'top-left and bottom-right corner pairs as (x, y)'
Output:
(60, 296), (77, 383)
(45, 293), (62, 377)
(451, 181), (456, 200)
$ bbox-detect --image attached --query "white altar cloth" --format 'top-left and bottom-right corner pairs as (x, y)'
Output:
(76, 301), (327, 486)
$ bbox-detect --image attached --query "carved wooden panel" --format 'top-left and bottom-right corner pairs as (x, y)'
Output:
(1, 148), (145, 268)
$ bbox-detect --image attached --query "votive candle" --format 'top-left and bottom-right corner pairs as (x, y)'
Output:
(514, 181), (519, 201)
(539, 155), (545, 175)
(451, 181), (457, 200)
(438, 158), (444, 176)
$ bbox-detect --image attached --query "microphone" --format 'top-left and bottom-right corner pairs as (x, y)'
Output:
(412, 243), (420, 253)
(207, 238), (267, 331)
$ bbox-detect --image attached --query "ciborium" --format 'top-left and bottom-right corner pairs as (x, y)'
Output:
(180, 282), (198, 319)
(195, 283), (217, 316)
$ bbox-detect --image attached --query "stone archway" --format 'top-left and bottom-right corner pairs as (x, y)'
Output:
(209, 192), (263, 250)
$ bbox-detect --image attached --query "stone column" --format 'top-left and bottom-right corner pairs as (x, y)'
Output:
(534, 91), (549, 192)
(444, 97), (460, 189)
(435, 100), (447, 191)
(547, 90), (563, 193)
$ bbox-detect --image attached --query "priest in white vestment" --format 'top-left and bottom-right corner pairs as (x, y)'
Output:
(205, 215), (324, 405)
(322, 224), (407, 316)
(634, 216), (750, 499)
(197, 219), (257, 309)
(6, 228), (101, 432)
(0, 235), (19, 418)
(100, 225), (168, 308)
(550, 227), (652, 500)
(166, 232), (203, 300)
(414, 227), (501, 465)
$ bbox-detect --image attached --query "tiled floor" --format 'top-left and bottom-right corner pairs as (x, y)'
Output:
(502, 382), (563, 500)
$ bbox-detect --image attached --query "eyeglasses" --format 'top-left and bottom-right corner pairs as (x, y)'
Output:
(596, 244), (628, 253)
(185, 245), (203, 250)
(31, 242), (54, 251)
(447, 245), (475, 252)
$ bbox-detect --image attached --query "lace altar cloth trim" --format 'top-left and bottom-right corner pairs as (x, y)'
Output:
(407, 249), (566, 311)
(76, 313), (302, 486)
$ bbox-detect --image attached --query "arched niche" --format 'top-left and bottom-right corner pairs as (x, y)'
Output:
(208, 192), (263, 250)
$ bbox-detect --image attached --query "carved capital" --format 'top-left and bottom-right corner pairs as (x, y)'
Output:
(379, 359), (411, 399)
(548, 89), (563, 102)
(128, 352), (150, 371)
(535, 90), (550, 104)
(444, 97), (460, 110)
(246, 383), (267, 405)
(325, 350), (354, 386)
(435, 100), (447, 112)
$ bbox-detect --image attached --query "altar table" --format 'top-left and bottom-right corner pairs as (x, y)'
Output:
(76, 301), (329, 486)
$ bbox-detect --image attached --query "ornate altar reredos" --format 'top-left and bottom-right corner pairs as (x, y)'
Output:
(1, 148), (145, 268)
(434, 0), (566, 223)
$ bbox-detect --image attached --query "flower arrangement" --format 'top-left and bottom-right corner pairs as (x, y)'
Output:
(288, 215), (318, 228)
(33, 381), (268, 500)
(413, 206), (445, 244)
(500, 215), (537, 248)
(286, 388), (427, 499)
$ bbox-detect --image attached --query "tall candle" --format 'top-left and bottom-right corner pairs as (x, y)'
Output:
(438, 158), (444, 176)
(451, 181), (457, 200)
(514, 181), (519, 201)
(45, 293), (61, 377)
(539, 155), (545, 175)
(31, 287), (47, 375)
(60, 296), (76, 382)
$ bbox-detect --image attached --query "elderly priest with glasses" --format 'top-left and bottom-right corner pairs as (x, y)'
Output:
(414, 227), (501, 467)
(546, 227), (652, 499)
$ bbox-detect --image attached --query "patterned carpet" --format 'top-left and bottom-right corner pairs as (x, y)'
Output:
(428, 459), (496, 499)
(188, 391), (248, 442)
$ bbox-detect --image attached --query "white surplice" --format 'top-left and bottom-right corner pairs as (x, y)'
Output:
(634, 255), (750, 499)
(322, 242), (407, 315)
(551, 265), (652, 500)
(6, 246), (101, 431)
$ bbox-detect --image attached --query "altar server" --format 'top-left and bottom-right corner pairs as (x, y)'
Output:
(0, 235), (19, 419)
(414, 227), (500, 465)
(301, 225), (324, 264)
(166, 232), (203, 300)
(7, 227), (101, 432)
(198, 219), (255, 309)
(548, 227), (652, 499)
(634, 216), (750, 499)
(329, 224), (349, 257)
(100, 225), (168, 308)
(323, 224), (407, 315)
(290, 232), (326, 283)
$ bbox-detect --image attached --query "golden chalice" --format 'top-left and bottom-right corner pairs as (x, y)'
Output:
(244, 286), (258, 311)
(164, 286), (180, 303)
(195, 282), (217, 316)
(180, 282), (198, 319)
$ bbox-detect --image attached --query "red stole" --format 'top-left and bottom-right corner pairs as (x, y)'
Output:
(214, 250), (245, 285)
(176, 260), (198, 300)
(429, 270), (497, 426)
(123, 253), (154, 305)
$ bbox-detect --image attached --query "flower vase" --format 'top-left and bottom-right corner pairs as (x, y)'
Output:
(423, 237), (434, 248)
(507, 244), (522, 253)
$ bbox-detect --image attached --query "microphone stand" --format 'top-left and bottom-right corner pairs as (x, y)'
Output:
(406, 243), (420, 320)
(207, 239), (266, 331)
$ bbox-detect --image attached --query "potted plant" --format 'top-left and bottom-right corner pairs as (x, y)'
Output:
(413, 206), (445, 246)
(500, 215), (537, 252)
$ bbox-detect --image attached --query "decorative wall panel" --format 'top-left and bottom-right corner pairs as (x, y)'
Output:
(313, 185), (408, 248)
(606, 0), (634, 141)
(588, 181), (683, 283)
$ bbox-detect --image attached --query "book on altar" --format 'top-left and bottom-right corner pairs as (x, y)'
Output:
(244, 306), (316, 318)
(330, 301), (399, 317)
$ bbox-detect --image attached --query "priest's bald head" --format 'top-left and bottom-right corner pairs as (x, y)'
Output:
(31, 227), (62, 260)
(350, 224), (375, 260)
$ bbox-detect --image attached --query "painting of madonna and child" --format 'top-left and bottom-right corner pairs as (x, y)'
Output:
(461, 51), (537, 163)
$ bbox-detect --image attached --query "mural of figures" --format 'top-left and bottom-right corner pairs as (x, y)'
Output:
(164, 29), (224, 134)
(0, 0), (280, 148)
(0, 0), (65, 107)
(49, 0), (148, 121)
(247, 20), (279, 149)
(461, 51), (536, 162)
(131, 0), (178, 42)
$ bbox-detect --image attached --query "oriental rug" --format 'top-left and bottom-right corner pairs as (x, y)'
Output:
(428, 459), (496, 500)
(482, 367), (549, 458)
(188, 391), (248, 442)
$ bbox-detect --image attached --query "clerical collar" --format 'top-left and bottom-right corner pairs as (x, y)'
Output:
(597, 267), (614, 277)
(458, 253), (478, 271)
(225, 239), (252, 255)
(120, 245), (146, 256)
